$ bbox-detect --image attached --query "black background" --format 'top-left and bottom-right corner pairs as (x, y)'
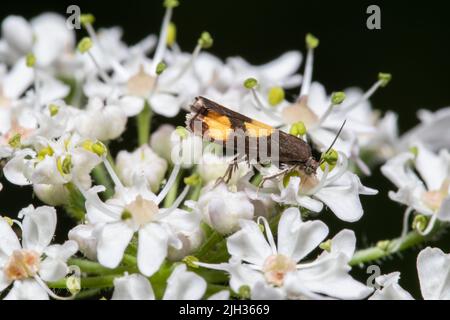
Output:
(1, 0), (450, 298)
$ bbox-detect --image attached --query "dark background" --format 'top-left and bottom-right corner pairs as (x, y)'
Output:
(1, 0), (450, 298)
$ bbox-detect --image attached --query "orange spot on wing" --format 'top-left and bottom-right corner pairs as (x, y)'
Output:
(244, 121), (274, 137)
(204, 111), (234, 141)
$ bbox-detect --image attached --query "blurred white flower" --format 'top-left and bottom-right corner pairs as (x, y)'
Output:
(188, 183), (254, 235)
(0, 205), (78, 300)
(116, 144), (168, 193)
(197, 207), (372, 299)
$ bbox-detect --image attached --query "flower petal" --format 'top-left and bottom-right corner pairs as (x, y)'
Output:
(227, 220), (272, 266)
(163, 264), (207, 300)
(112, 273), (155, 300)
(150, 93), (180, 118)
(97, 221), (134, 269)
(417, 247), (450, 300)
(21, 205), (56, 252)
(137, 223), (169, 276)
(0, 218), (21, 265)
(4, 279), (49, 300)
(277, 207), (328, 262)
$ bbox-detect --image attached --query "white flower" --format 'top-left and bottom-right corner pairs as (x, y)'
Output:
(381, 144), (450, 234)
(75, 97), (127, 141)
(111, 264), (229, 300)
(370, 247), (450, 300)
(197, 207), (372, 300)
(267, 153), (377, 222)
(400, 107), (450, 152)
(82, 172), (200, 276)
(197, 152), (251, 185)
(0, 206), (78, 300)
(116, 145), (168, 193)
(189, 183), (254, 235)
(150, 124), (175, 162)
(68, 224), (98, 261)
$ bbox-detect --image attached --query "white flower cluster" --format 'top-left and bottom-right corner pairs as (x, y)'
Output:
(1, 1), (450, 300)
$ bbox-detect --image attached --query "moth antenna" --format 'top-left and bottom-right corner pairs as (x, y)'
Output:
(320, 119), (347, 165)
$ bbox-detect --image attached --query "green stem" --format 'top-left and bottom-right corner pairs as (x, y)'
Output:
(68, 258), (137, 275)
(48, 275), (118, 289)
(350, 229), (433, 267)
(92, 164), (114, 199)
(137, 102), (152, 146)
(75, 288), (103, 300)
(196, 231), (224, 260)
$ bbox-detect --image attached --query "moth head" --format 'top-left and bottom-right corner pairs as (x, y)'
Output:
(304, 157), (319, 175)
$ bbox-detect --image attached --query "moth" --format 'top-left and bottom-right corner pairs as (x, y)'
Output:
(186, 96), (340, 183)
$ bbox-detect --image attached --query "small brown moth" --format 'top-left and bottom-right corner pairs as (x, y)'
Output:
(186, 96), (328, 183)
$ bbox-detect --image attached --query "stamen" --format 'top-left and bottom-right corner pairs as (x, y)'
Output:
(155, 185), (190, 220)
(315, 92), (346, 128)
(156, 163), (181, 204)
(257, 216), (277, 254)
(150, 4), (176, 74)
(299, 33), (319, 99)
(342, 73), (391, 113)
(250, 88), (284, 122)
(103, 158), (124, 190)
(33, 275), (76, 300)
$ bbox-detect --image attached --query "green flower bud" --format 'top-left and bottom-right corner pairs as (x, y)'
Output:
(238, 285), (251, 299)
(49, 104), (59, 117)
(243, 78), (258, 89)
(306, 33), (319, 49)
(80, 13), (95, 26)
(267, 86), (285, 106)
(8, 133), (21, 148)
(182, 255), (199, 268)
(166, 22), (177, 46)
(163, 0), (179, 8)
(156, 61), (167, 75)
(198, 31), (213, 49)
(77, 37), (93, 54)
(25, 53), (36, 68)
(331, 91), (346, 105)
(378, 72), (392, 87)
(319, 239), (332, 252)
(289, 121), (307, 137)
(412, 215), (428, 233)
(184, 173), (201, 186)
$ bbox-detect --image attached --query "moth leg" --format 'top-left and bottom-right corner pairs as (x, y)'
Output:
(258, 165), (296, 188)
(214, 154), (242, 187)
